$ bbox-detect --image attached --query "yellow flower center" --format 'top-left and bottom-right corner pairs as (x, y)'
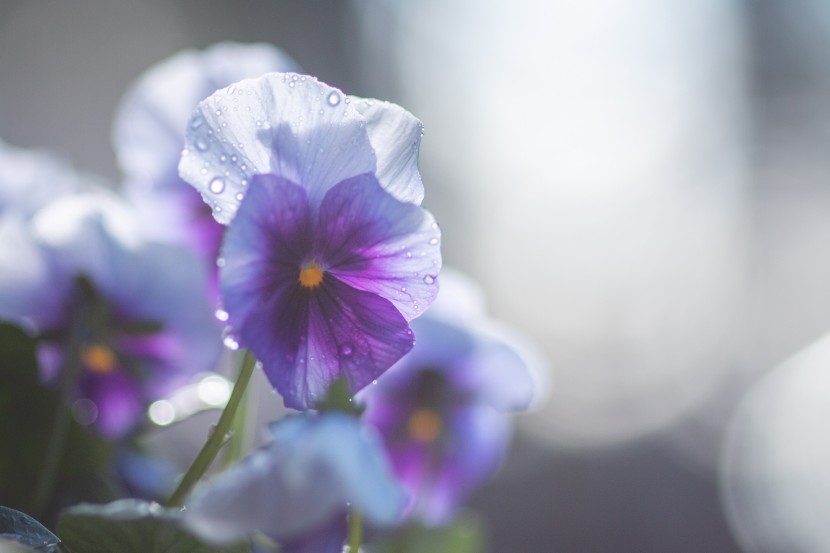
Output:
(81, 344), (117, 374)
(407, 409), (442, 443)
(299, 260), (324, 288)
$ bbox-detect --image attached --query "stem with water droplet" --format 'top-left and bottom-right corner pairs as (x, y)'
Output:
(348, 509), (363, 552)
(166, 350), (257, 507)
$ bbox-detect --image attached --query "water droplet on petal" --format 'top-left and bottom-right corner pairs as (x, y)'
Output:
(215, 309), (229, 322)
(423, 275), (435, 285)
(235, 193), (244, 201)
(209, 177), (225, 194)
(195, 137), (209, 151)
(339, 344), (353, 357)
(327, 91), (341, 106)
(216, 257), (226, 267)
(429, 238), (439, 245)
(227, 85), (236, 95)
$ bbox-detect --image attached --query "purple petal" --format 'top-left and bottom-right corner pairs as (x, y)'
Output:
(280, 515), (346, 553)
(79, 371), (143, 439)
(317, 174), (441, 321)
(179, 73), (377, 224)
(221, 176), (415, 409)
(395, 405), (509, 525)
(350, 97), (425, 205)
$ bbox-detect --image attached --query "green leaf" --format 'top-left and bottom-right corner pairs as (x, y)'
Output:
(369, 513), (486, 553)
(57, 500), (249, 553)
(0, 323), (114, 523)
(0, 506), (69, 553)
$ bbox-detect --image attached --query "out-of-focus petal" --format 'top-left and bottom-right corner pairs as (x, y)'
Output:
(0, 216), (70, 331)
(179, 73), (377, 223)
(0, 139), (83, 218)
(410, 405), (509, 525)
(350, 97), (425, 205)
(182, 413), (405, 545)
(113, 42), (298, 186)
(280, 514), (346, 553)
(80, 370), (143, 439)
(319, 174), (441, 321)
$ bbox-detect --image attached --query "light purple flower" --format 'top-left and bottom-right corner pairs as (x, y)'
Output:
(112, 43), (298, 265)
(178, 73), (441, 409)
(182, 412), (406, 553)
(359, 270), (537, 524)
(0, 192), (221, 438)
(0, 138), (84, 218)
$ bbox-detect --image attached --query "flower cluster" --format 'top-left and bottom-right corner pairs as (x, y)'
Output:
(0, 42), (539, 553)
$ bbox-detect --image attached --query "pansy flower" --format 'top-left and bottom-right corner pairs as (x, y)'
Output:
(182, 412), (406, 553)
(359, 270), (538, 524)
(0, 192), (221, 438)
(179, 73), (441, 409)
(112, 42), (298, 268)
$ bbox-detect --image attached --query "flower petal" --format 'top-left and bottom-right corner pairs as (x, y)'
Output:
(80, 370), (143, 439)
(221, 176), (415, 408)
(113, 42), (298, 186)
(0, 216), (70, 331)
(317, 174), (441, 321)
(182, 413), (405, 545)
(179, 73), (377, 224)
(350, 97), (425, 205)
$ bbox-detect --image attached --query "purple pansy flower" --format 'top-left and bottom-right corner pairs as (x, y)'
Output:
(0, 192), (221, 438)
(359, 270), (537, 524)
(112, 43), (298, 267)
(182, 412), (406, 553)
(178, 73), (441, 409)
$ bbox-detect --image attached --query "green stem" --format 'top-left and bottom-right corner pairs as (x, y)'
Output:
(30, 348), (82, 517)
(166, 350), (257, 507)
(223, 351), (256, 468)
(348, 509), (363, 553)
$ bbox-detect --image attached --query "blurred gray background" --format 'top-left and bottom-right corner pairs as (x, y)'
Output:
(4, 1), (830, 551)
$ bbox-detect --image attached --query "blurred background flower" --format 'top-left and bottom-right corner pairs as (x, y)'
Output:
(2, 0), (830, 551)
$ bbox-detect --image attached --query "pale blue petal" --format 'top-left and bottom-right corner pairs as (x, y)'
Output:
(0, 139), (83, 218)
(113, 43), (298, 186)
(179, 73), (377, 224)
(182, 414), (406, 545)
(350, 97), (425, 205)
(0, 215), (70, 331)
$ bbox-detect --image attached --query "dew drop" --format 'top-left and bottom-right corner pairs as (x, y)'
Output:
(209, 177), (225, 194)
(195, 137), (209, 151)
(216, 257), (226, 267)
(226, 85), (236, 95)
(423, 275), (435, 285)
(405, 251), (412, 258)
(339, 344), (353, 357)
(429, 237), (439, 245)
(219, 154), (227, 163)
(327, 91), (341, 106)
(235, 192), (245, 201)
(215, 109), (222, 116)
(190, 117), (204, 129)
(344, 97), (351, 104)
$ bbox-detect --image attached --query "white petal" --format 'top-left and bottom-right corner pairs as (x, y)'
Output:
(351, 97), (425, 204)
(0, 139), (83, 217)
(113, 42), (298, 187)
(179, 73), (377, 224)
